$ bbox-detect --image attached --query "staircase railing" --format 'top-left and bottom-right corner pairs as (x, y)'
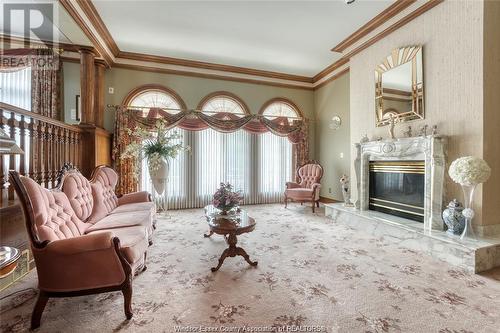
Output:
(0, 102), (83, 204)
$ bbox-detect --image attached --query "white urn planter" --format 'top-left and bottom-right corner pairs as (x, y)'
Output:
(149, 158), (169, 195)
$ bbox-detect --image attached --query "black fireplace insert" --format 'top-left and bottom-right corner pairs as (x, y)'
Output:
(369, 160), (425, 222)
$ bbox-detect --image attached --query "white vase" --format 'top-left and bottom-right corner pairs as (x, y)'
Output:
(149, 158), (169, 195)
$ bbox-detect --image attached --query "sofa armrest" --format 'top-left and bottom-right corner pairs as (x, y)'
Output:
(118, 191), (151, 205)
(285, 182), (301, 189)
(32, 232), (128, 292)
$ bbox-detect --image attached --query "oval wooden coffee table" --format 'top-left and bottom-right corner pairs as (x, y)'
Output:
(204, 205), (258, 272)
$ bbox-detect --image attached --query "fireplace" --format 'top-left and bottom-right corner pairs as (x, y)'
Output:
(369, 161), (425, 222)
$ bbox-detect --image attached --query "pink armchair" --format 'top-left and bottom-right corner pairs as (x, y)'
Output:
(284, 161), (324, 213)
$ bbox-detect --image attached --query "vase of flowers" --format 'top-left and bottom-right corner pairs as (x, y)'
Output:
(121, 120), (189, 195)
(448, 156), (491, 240)
(212, 182), (242, 214)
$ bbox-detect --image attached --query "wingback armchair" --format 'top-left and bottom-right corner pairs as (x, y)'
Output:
(284, 161), (324, 213)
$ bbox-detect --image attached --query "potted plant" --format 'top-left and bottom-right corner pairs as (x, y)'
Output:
(121, 120), (189, 195)
(212, 182), (242, 214)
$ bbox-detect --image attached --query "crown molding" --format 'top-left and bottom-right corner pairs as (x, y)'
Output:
(75, 0), (120, 57)
(117, 51), (313, 84)
(113, 62), (315, 91)
(342, 0), (444, 60)
(312, 0), (444, 85)
(314, 67), (350, 90)
(55, 0), (443, 90)
(331, 0), (416, 53)
(59, 0), (114, 65)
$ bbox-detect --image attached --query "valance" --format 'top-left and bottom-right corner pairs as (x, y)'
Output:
(112, 106), (309, 194)
(116, 106), (306, 144)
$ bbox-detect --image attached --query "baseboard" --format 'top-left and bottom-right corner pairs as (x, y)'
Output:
(319, 196), (340, 203)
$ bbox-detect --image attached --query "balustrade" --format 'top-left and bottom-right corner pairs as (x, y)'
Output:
(0, 102), (84, 204)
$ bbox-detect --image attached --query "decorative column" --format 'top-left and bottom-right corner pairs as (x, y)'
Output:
(94, 60), (106, 128)
(77, 49), (111, 177)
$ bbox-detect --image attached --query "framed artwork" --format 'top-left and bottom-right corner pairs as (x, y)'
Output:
(75, 95), (81, 122)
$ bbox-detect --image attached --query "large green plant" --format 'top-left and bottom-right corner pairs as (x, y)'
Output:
(121, 120), (189, 178)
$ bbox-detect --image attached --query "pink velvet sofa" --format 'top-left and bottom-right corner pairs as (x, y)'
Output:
(9, 164), (155, 329)
(284, 161), (324, 213)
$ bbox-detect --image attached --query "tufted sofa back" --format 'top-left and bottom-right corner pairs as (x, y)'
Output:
(20, 176), (87, 242)
(87, 167), (119, 224)
(61, 171), (94, 221)
(298, 163), (323, 188)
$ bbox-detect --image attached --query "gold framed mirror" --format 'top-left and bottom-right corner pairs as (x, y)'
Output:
(375, 45), (424, 127)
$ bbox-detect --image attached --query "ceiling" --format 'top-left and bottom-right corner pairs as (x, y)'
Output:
(91, 0), (394, 76)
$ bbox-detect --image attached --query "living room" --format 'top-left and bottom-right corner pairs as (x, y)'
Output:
(1, 0), (499, 332)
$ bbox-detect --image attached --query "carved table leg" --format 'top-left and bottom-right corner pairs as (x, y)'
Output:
(211, 232), (257, 272)
(204, 230), (214, 238)
(235, 246), (258, 267)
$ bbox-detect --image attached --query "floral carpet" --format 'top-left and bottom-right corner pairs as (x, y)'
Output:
(1, 204), (500, 333)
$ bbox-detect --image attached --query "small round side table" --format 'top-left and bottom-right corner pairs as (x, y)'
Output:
(0, 246), (21, 279)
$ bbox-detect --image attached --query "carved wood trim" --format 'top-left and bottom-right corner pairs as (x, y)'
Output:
(331, 0), (417, 52)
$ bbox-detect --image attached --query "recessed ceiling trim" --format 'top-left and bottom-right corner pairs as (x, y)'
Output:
(331, 0), (417, 53)
(76, 0), (120, 57)
(59, 0), (114, 65)
(117, 51), (313, 84)
(312, 0), (444, 84)
(342, 0), (444, 60)
(113, 61), (315, 91)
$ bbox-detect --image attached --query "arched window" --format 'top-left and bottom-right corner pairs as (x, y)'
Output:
(124, 85), (187, 201)
(260, 98), (302, 121)
(197, 92), (249, 116)
(258, 98), (300, 195)
(124, 84), (186, 115)
(196, 92), (250, 199)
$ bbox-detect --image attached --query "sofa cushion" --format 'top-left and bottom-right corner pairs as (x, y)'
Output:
(20, 176), (87, 242)
(112, 202), (156, 218)
(85, 210), (153, 237)
(61, 172), (94, 221)
(87, 167), (119, 224)
(87, 226), (148, 265)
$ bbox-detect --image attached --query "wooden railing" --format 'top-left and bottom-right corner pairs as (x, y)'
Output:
(0, 102), (83, 204)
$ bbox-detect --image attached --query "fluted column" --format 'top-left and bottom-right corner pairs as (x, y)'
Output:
(94, 60), (106, 128)
(79, 48), (95, 125)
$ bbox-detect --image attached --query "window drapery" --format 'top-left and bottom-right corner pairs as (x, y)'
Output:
(112, 92), (309, 208)
(1, 48), (61, 119)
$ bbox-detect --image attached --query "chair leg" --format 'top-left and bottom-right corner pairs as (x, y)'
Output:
(312, 201), (315, 213)
(31, 291), (49, 330)
(122, 278), (133, 320)
(284, 196), (288, 208)
(316, 200), (320, 208)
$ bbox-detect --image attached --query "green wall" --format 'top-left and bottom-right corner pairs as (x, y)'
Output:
(313, 73), (351, 201)
(62, 61), (80, 125)
(103, 67), (316, 158)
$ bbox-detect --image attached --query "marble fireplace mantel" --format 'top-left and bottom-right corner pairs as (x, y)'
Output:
(354, 135), (447, 231)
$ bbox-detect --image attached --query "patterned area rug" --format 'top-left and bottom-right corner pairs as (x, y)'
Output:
(1, 204), (500, 333)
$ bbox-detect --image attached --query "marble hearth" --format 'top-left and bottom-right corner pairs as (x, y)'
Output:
(330, 135), (500, 273)
(325, 203), (500, 273)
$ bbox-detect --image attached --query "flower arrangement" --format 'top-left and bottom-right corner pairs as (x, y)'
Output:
(449, 156), (491, 186)
(448, 156), (491, 240)
(212, 182), (242, 213)
(121, 120), (190, 178)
